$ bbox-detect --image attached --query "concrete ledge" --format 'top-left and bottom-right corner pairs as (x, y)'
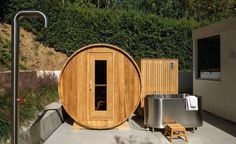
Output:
(19, 102), (64, 144)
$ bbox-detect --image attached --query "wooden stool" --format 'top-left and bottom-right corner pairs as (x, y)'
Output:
(164, 124), (188, 144)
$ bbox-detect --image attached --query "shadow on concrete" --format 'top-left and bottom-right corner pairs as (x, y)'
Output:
(114, 135), (155, 144)
(203, 110), (236, 137)
(130, 115), (146, 128)
(129, 114), (165, 134)
(61, 107), (75, 125)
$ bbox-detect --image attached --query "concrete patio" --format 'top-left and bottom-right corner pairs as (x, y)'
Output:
(44, 111), (236, 144)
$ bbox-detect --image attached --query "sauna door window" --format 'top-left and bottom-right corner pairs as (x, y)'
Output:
(95, 60), (107, 111)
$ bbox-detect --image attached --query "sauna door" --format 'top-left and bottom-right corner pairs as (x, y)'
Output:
(88, 52), (114, 120)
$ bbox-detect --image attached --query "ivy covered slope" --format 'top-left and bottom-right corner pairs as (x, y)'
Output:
(0, 24), (11, 71)
(0, 23), (68, 71)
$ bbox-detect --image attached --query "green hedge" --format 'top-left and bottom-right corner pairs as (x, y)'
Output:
(39, 7), (199, 70)
(3, 1), (200, 71)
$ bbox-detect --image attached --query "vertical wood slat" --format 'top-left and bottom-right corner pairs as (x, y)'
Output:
(139, 59), (178, 107)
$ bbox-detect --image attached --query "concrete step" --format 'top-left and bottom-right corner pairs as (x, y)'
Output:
(19, 102), (64, 144)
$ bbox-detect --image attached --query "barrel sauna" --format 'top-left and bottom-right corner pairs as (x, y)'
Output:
(59, 44), (141, 129)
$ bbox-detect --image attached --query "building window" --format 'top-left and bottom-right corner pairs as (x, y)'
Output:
(197, 35), (220, 80)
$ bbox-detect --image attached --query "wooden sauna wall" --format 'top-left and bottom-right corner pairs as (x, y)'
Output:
(59, 44), (141, 129)
(137, 59), (178, 107)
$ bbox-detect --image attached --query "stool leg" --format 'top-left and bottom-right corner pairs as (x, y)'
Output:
(184, 130), (188, 143)
(164, 127), (167, 136)
(170, 130), (173, 144)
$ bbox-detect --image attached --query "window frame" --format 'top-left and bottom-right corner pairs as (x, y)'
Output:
(195, 34), (221, 81)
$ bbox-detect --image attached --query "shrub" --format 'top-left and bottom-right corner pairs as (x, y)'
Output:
(2, 1), (200, 71)
(32, 6), (199, 71)
(0, 72), (58, 143)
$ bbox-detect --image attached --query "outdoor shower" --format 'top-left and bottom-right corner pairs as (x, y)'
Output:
(11, 10), (48, 144)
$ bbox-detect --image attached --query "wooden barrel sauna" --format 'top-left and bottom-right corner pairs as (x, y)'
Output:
(59, 44), (141, 129)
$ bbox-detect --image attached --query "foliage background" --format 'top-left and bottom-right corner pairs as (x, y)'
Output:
(0, 0), (235, 71)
